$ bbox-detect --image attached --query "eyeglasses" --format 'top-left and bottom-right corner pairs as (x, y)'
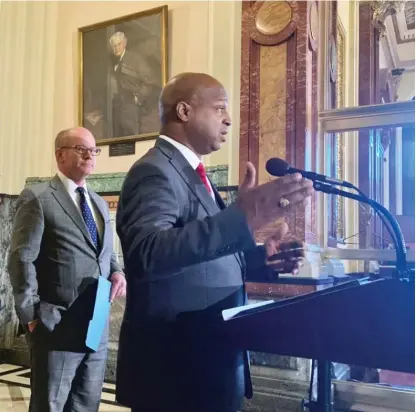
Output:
(58, 145), (101, 156)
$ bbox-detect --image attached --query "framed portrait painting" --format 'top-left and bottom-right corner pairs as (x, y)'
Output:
(78, 6), (168, 145)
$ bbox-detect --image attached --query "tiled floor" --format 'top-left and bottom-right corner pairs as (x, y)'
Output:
(0, 363), (129, 411)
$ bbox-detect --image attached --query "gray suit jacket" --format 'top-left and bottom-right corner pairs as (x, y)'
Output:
(8, 174), (122, 338)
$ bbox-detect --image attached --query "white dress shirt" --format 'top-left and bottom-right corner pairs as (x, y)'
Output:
(159, 135), (215, 200)
(114, 50), (125, 72)
(57, 171), (104, 241)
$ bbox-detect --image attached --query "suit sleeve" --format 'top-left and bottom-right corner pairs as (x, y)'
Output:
(110, 252), (123, 275)
(117, 163), (256, 275)
(244, 245), (275, 282)
(7, 188), (44, 325)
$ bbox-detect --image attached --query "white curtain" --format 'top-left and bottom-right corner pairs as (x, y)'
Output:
(0, 1), (58, 195)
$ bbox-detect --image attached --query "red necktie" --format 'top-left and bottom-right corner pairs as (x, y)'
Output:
(195, 162), (212, 193)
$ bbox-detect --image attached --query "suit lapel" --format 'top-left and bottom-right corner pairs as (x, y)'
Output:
(156, 138), (246, 271)
(50, 175), (97, 252)
(211, 184), (226, 210)
(156, 139), (219, 216)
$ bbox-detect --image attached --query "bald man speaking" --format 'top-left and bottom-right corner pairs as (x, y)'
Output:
(8, 127), (126, 412)
(116, 73), (314, 412)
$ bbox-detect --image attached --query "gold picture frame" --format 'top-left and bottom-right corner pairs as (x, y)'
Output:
(78, 6), (168, 146)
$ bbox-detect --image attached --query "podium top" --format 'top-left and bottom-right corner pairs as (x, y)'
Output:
(220, 277), (415, 374)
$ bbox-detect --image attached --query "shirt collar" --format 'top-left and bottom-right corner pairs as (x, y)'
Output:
(159, 135), (202, 170)
(57, 170), (88, 196)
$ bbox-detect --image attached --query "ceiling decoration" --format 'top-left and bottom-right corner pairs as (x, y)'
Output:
(392, 0), (415, 43)
(379, 0), (415, 71)
(404, 1), (415, 30)
(371, 0), (404, 37)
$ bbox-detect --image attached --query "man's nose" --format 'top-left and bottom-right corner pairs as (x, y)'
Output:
(223, 115), (231, 127)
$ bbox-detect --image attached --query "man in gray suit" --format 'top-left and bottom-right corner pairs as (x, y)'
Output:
(115, 73), (314, 412)
(8, 127), (127, 412)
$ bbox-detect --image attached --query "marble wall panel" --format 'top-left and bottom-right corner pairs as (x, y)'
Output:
(0, 195), (18, 349)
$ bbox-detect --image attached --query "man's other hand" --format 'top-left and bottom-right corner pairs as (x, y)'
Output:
(264, 222), (305, 275)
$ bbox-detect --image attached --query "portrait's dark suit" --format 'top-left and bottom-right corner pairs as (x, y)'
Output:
(111, 50), (161, 137)
(116, 138), (273, 412)
(8, 174), (122, 412)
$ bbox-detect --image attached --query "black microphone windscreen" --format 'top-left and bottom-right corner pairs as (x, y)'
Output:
(265, 158), (290, 177)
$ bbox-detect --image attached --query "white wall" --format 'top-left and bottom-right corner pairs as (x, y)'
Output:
(397, 70), (415, 101)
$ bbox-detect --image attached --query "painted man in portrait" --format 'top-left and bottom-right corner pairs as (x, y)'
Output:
(109, 31), (161, 138)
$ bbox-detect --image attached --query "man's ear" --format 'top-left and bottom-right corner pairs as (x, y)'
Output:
(55, 149), (63, 163)
(176, 101), (191, 122)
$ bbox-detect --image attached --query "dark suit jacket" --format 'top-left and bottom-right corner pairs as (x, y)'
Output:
(115, 138), (272, 411)
(111, 50), (161, 136)
(8, 175), (122, 350)
(112, 50), (161, 110)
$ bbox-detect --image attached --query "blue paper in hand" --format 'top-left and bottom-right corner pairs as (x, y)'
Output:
(86, 276), (111, 351)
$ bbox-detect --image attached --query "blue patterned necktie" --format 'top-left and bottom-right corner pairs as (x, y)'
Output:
(76, 187), (99, 250)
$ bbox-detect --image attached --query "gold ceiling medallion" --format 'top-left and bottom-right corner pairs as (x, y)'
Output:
(371, 0), (405, 37)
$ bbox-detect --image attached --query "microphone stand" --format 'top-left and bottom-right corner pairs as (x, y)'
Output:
(313, 181), (409, 280)
(302, 181), (410, 412)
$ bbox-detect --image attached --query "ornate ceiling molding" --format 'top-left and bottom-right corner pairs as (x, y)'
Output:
(404, 1), (415, 30)
(392, 1), (415, 44)
(371, 0), (405, 37)
(382, 4), (415, 70)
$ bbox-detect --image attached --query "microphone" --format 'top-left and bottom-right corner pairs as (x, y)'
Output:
(265, 158), (409, 280)
(265, 158), (355, 189)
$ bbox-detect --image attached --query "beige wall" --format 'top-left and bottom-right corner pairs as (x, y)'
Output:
(0, 1), (242, 195)
(0, 2), (58, 195)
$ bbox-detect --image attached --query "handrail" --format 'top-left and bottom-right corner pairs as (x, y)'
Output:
(319, 101), (415, 133)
